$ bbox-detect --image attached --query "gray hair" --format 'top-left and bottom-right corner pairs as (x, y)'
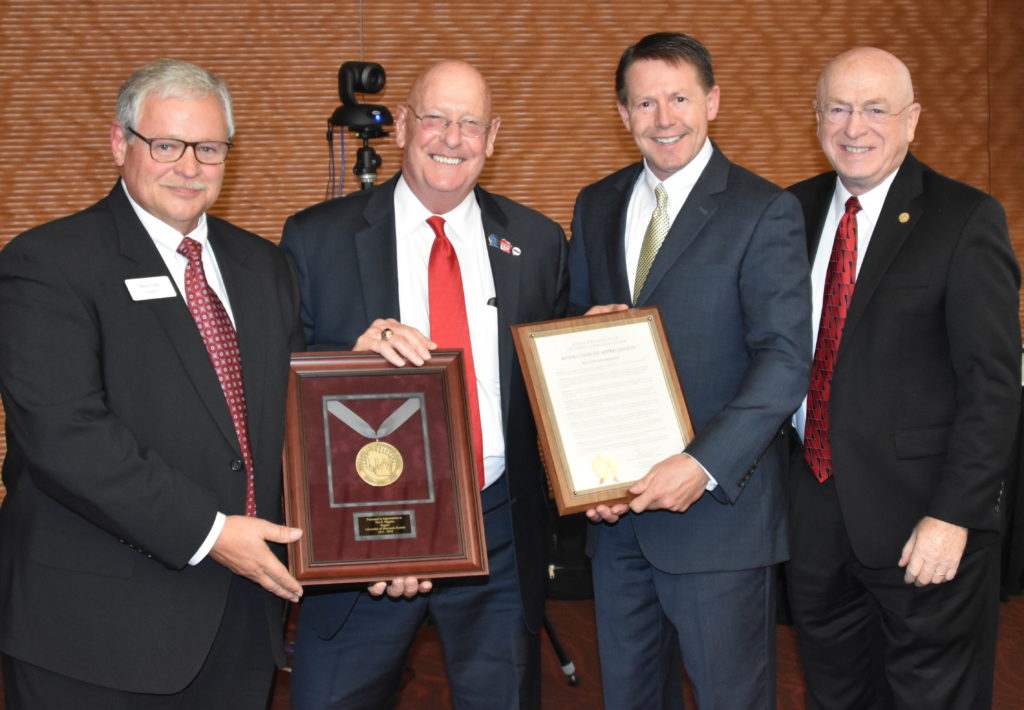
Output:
(116, 58), (234, 138)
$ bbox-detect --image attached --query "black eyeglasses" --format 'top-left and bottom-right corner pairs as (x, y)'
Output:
(127, 127), (233, 165)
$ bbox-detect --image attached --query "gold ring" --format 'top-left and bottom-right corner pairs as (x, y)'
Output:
(381, 328), (394, 341)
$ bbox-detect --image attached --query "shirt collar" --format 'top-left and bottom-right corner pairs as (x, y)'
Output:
(831, 166), (900, 225)
(394, 175), (478, 243)
(642, 137), (714, 198)
(120, 178), (209, 251)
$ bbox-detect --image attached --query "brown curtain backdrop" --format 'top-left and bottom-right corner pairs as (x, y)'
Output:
(0, 0), (1021, 500)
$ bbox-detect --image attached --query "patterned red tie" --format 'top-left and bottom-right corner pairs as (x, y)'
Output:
(427, 216), (485, 489)
(804, 196), (861, 482)
(177, 237), (257, 515)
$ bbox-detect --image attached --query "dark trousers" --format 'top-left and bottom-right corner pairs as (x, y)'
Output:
(290, 479), (540, 710)
(591, 514), (778, 710)
(1, 575), (277, 710)
(786, 468), (1000, 710)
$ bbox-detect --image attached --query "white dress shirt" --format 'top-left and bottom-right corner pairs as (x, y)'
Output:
(622, 140), (718, 489)
(623, 138), (713, 296)
(393, 177), (505, 489)
(121, 180), (229, 564)
(793, 167), (900, 440)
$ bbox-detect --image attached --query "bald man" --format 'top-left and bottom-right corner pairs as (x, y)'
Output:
(280, 60), (568, 710)
(785, 47), (1020, 708)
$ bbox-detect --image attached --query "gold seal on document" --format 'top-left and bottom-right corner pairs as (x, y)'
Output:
(355, 441), (404, 486)
(592, 454), (619, 484)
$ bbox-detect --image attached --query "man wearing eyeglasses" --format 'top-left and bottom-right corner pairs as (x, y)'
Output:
(280, 59), (567, 710)
(785, 47), (1020, 709)
(0, 59), (304, 708)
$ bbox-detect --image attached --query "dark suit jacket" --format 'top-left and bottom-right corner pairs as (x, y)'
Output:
(279, 174), (568, 632)
(569, 145), (812, 573)
(788, 153), (1022, 567)
(0, 183), (301, 693)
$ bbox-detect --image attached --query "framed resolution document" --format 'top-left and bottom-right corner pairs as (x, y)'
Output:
(512, 307), (694, 515)
(282, 351), (488, 585)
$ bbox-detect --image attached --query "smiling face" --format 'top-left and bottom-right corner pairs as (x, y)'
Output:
(396, 61), (500, 215)
(816, 48), (920, 195)
(617, 58), (719, 181)
(111, 92), (229, 234)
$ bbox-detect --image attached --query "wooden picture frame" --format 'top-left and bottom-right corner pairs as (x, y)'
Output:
(282, 351), (487, 585)
(512, 307), (694, 515)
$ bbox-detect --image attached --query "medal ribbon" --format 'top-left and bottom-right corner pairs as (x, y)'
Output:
(327, 398), (421, 440)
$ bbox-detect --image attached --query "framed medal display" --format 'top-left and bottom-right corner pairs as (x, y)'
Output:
(282, 351), (488, 585)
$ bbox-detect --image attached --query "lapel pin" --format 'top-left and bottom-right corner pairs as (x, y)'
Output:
(488, 234), (499, 248)
(898, 212), (910, 223)
(512, 246), (522, 256)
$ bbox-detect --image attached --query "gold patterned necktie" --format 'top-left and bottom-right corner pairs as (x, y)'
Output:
(633, 183), (670, 304)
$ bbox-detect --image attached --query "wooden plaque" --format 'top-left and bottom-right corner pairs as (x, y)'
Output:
(512, 307), (694, 515)
(282, 351), (487, 585)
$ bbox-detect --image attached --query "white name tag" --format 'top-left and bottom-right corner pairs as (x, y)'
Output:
(125, 276), (177, 301)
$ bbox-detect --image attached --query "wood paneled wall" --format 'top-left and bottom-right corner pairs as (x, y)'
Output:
(0, 0), (1021, 500)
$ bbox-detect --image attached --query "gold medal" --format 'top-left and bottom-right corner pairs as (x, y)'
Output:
(355, 441), (404, 486)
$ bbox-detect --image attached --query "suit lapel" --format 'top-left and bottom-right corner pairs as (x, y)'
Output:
(109, 185), (240, 451)
(800, 177), (835, 264)
(356, 178), (401, 320)
(594, 165), (639, 305)
(634, 148), (727, 306)
(210, 221), (269, 447)
(839, 155), (925, 355)
(478, 187), (518, 432)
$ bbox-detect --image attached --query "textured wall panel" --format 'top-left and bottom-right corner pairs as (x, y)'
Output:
(0, 0), (1019, 501)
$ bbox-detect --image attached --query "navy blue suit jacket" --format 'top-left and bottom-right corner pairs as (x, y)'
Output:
(280, 174), (568, 632)
(569, 145), (812, 573)
(789, 153), (1021, 567)
(0, 183), (300, 693)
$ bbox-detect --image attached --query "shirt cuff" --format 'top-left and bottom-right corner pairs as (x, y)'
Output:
(188, 512), (226, 566)
(683, 451), (718, 491)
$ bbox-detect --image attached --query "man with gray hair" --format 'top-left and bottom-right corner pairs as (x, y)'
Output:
(786, 47), (1020, 708)
(0, 58), (304, 708)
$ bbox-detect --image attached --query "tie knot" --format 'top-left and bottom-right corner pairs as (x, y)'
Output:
(654, 183), (668, 209)
(177, 236), (202, 262)
(845, 196), (862, 215)
(426, 215), (447, 240)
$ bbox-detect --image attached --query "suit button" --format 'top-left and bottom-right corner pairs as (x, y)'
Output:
(230, 458), (243, 471)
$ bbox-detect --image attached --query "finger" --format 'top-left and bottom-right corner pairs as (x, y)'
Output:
(262, 523), (303, 545)
(368, 581), (387, 597)
(402, 576), (422, 598)
(418, 580), (433, 593)
(261, 564), (302, 602)
(629, 488), (654, 514)
(386, 577), (406, 598)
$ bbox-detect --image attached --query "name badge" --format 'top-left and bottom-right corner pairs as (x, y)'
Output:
(125, 276), (176, 301)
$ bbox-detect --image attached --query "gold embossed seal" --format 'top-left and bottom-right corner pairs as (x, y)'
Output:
(592, 453), (619, 484)
(355, 441), (404, 486)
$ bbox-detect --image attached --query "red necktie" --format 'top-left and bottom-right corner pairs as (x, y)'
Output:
(804, 196), (861, 483)
(177, 237), (257, 515)
(426, 216), (485, 489)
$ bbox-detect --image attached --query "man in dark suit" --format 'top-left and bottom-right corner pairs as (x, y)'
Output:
(569, 33), (811, 709)
(280, 59), (568, 710)
(0, 59), (304, 709)
(785, 47), (1021, 709)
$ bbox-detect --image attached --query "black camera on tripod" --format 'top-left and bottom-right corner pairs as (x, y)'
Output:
(329, 61), (394, 190)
